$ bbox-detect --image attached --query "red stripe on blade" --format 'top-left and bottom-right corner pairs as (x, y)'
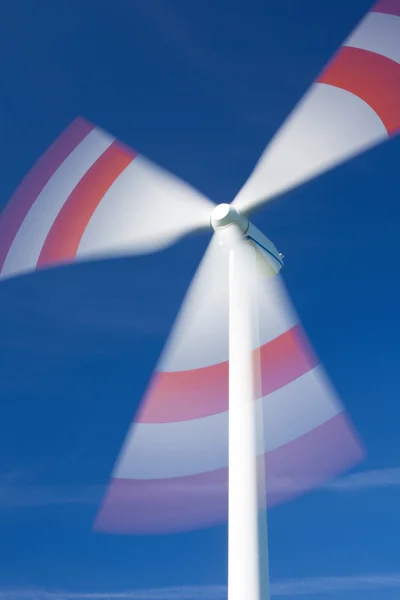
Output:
(0, 118), (93, 272)
(318, 47), (400, 135)
(372, 0), (400, 16)
(37, 142), (135, 267)
(94, 413), (363, 534)
(137, 325), (318, 424)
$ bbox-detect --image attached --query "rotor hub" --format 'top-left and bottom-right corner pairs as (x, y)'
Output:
(210, 204), (249, 233)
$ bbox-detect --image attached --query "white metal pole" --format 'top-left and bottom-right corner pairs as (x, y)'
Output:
(228, 236), (270, 600)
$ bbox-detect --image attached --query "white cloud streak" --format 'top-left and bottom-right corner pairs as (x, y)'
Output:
(324, 467), (400, 492)
(0, 482), (103, 508)
(273, 574), (400, 595)
(0, 587), (224, 600)
(4, 574), (400, 599)
(0, 466), (400, 511)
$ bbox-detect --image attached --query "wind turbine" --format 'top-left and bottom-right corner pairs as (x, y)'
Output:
(1, 1), (399, 599)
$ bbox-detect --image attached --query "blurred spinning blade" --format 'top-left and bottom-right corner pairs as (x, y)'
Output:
(95, 234), (363, 534)
(0, 117), (214, 280)
(233, 0), (400, 214)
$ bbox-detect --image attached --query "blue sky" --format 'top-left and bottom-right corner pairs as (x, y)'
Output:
(1, 0), (400, 598)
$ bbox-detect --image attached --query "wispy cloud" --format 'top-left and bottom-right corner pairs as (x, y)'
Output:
(324, 467), (400, 492)
(273, 574), (400, 595)
(4, 574), (400, 599)
(0, 587), (224, 600)
(0, 473), (103, 508)
(1, 466), (400, 511)
(131, 0), (227, 78)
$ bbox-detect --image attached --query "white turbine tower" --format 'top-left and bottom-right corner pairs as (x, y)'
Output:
(1, 2), (399, 599)
(211, 204), (282, 600)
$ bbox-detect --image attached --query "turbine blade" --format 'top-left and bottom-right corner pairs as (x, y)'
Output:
(95, 233), (363, 535)
(0, 117), (213, 280)
(233, 1), (400, 214)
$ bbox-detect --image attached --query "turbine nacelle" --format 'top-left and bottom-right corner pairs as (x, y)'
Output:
(210, 204), (249, 234)
(211, 203), (284, 274)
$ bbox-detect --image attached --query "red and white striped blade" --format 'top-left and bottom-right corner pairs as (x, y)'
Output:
(0, 118), (214, 280)
(233, 0), (400, 214)
(95, 235), (363, 534)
